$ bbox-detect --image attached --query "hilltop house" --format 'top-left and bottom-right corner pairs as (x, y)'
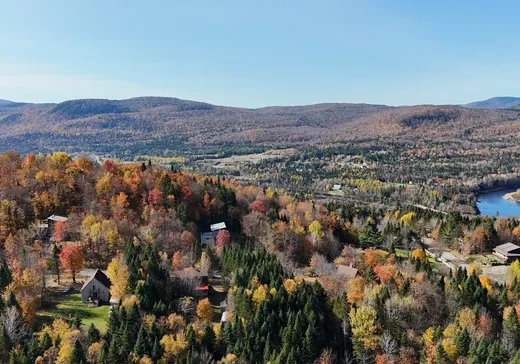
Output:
(45, 215), (68, 242)
(81, 270), (111, 304)
(494, 243), (520, 264)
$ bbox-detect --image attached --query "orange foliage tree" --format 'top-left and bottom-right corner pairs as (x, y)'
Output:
(59, 243), (84, 283)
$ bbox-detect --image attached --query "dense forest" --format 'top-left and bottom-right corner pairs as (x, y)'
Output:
(2, 151), (520, 363)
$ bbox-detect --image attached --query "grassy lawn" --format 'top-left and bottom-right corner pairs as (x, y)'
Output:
(395, 248), (439, 266)
(37, 292), (110, 333)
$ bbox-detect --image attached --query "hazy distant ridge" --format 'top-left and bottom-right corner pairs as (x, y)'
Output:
(464, 96), (520, 109)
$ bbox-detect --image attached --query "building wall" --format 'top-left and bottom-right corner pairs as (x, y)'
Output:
(81, 278), (110, 303)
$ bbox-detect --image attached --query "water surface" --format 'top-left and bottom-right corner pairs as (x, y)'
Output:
(477, 188), (520, 217)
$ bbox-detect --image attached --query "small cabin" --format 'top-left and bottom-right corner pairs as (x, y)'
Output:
(81, 270), (111, 304)
(336, 265), (359, 280)
(494, 243), (520, 264)
(201, 232), (216, 248)
(45, 215), (68, 242)
(210, 222), (226, 232)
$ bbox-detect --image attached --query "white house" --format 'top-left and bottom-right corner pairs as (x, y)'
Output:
(81, 270), (111, 304)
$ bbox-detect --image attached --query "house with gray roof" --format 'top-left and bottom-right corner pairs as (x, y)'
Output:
(494, 243), (520, 263)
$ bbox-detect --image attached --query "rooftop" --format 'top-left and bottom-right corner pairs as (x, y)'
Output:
(494, 243), (520, 254)
(210, 222), (226, 231)
(81, 269), (111, 291)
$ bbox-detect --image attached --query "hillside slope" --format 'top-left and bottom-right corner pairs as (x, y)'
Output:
(464, 96), (520, 109)
(1, 97), (519, 157)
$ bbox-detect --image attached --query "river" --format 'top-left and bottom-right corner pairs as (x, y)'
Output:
(477, 188), (520, 217)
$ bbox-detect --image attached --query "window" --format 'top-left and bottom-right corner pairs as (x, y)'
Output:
(93, 284), (97, 290)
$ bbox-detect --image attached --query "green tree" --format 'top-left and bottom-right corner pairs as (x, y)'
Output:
(71, 339), (87, 364)
(358, 218), (382, 248)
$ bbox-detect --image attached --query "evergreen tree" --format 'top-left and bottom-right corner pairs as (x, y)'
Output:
(134, 325), (148, 357)
(503, 307), (520, 355)
(151, 338), (162, 362)
(511, 349), (520, 364)
(454, 328), (470, 357)
(486, 341), (507, 364)
(86, 323), (100, 347)
(435, 342), (450, 364)
(0, 324), (12, 362)
(71, 339), (87, 364)
(202, 324), (216, 356)
(358, 218), (383, 248)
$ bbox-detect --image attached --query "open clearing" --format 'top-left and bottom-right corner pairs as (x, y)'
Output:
(37, 292), (110, 332)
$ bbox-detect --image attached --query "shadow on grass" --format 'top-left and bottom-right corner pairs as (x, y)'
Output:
(37, 291), (109, 331)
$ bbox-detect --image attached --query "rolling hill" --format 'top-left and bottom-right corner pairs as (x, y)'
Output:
(1, 96), (520, 158)
(464, 96), (520, 109)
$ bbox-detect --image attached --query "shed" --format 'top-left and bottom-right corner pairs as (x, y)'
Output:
(201, 232), (216, 247)
(210, 222), (226, 232)
(494, 243), (520, 263)
(81, 270), (111, 304)
(45, 215), (68, 242)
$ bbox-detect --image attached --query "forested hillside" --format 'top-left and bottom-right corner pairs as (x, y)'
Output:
(2, 152), (520, 363)
(1, 97), (520, 158)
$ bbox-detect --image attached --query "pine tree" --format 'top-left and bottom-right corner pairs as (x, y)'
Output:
(71, 339), (87, 364)
(202, 324), (216, 355)
(454, 328), (470, 357)
(511, 349), (520, 364)
(86, 323), (100, 346)
(40, 331), (52, 351)
(134, 325), (148, 357)
(358, 218), (383, 248)
(503, 307), (520, 355)
(151, 338), (162, 362)
(434, 342), (449, 364)
(486, 341), (507, 364)
(98, 340), (109, 364)
(0, 324), (12, 362)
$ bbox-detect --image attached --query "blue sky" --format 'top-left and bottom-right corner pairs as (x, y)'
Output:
(1, 0), (519, 107)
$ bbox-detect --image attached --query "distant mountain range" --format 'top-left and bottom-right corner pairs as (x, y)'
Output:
(1, 96), (520, 158)
(464, 96), (520, 109)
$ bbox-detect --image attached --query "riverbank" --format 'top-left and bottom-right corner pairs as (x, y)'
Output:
(503, 191), (520, 203)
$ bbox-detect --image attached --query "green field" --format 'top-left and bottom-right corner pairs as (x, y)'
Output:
(395, 248), (438, 265)
(37, 292), (110, 332)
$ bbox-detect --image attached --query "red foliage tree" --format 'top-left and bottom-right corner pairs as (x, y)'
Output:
(148, 187), (163, 209)
(59, 243), (84, 284)
(215, 229), (231, 253)
(249, 200), (265, 214)
(53, 221), (65, 243)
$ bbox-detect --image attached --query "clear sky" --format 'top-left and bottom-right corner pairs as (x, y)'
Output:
(1, 0), (519, 107)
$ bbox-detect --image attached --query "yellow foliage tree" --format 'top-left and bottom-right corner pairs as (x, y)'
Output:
(411, 249), (426, 262)
(56, 343), (73, 364)
(171, 251), (184, 271)
(309, 220), (325, 239)
(196, 298), (213, 322)
(106, 256), (129, 299)
(160, 333), (188, 360)
(346, 276), (365, 304)
(349, 306), (380, 351)
(252, 285), (268, 308)
(457, 307), (476, 332)
(479, 275), (493, 292)
(399, 212), (415, 225)
(442, 338), (457, 362)
(509, 260), (520, 283)
(283, 279), (297, 295)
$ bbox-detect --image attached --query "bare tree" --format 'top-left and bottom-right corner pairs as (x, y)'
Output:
(1, 306), (30, 344)
(380, 331), (398, 359)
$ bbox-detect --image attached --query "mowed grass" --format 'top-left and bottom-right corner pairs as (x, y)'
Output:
(395, 248), (438, 265)
(37, 292), (110, 332)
